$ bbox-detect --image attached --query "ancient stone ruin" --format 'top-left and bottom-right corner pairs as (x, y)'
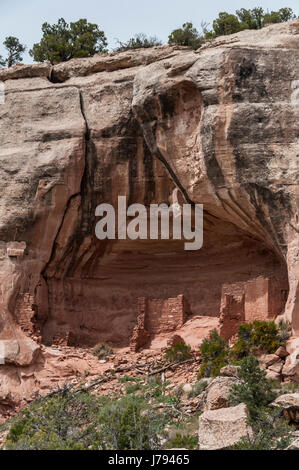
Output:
(130, 295), (190, 351)
(219, 276), (289, 340)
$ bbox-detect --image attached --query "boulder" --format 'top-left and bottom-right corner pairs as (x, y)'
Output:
(270, 393), (299, 423)
(282, 362), (299, 382)
(274, 346), (289, 358)
(268, 359), (284, 374)
(203, 376), (240, 411)
(265, 369), (281, 381)
(220, 365), (240, 378)
(0, 62), (51, 81)
(286, 338), (299, 357)
(182, 383), (193, 394)
(167, 335), (185, 348)
(270, 393), (299, 410)
(198, 404), (252, 450)
(282, 353), (299, 382)
(287, 438), (299, 450)
(0, 338), (40, 366)
(259, 354), (280, 368)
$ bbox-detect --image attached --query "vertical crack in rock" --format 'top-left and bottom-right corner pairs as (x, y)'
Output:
(41, 88), (88, 279)
(38, 88), (91, 334)
(137, 121), (195, 206)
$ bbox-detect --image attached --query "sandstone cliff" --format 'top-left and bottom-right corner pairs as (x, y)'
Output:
(0, 20), (298, 410)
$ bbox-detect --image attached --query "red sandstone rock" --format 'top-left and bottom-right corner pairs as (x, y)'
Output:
(282, 338), (299, 382)
(130, 298), (151, 352)
(220, 365), (240, 378)
(0, 21), (298, 416)
(266, 370), (281, 381)
(275, 346), (289, 358)
(270, 394), (299, 423)
(203, 376), (240, 411)
(167, 335), (185, 348)
(268, 359), (284, 374)
(198, 404), (252, 450)
(259, 354), (281, 368)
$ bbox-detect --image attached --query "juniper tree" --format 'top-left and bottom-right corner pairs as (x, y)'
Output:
(0, 36), (26, 67)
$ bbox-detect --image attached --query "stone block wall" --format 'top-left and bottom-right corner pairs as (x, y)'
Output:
(144, 294), (188, 334)
(130, 294), (189, 352)
(14, 293), (36, 336)
(245, 277), (288, 322)
(219, 276), (288, 340)
(219, 283), (245, 341)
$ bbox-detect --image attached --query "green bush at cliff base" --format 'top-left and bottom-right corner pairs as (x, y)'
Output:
(5, 392), (102, 450)
(232, 407), (293, 450)
(228, 355), (277, 419)
(230, 320), (289, 361)
(164, 342), (192, 363)
(92, 341), (113, 359)
(166, 433), (198, 450)
(229, 355), (293, 450)
(197, 329), (229, 379)
(5, 392), (171, 450)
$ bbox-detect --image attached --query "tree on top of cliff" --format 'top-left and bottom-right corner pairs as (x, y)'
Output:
(114, 33), (162, 52)
(277, 7), (297, 22)
(29, 18), (108, 64)
(211, 7), (297, 37)
(168, 22), (204, 49)
(236, 7), (265, 29)
(263, 7), (297, 25)
(213, 12), (247, 36)
(0, 36), (26, 68)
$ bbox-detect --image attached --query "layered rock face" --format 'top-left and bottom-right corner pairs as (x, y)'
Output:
(0, 21), (298, 402)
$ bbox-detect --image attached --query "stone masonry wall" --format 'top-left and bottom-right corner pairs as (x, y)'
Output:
(220, 276), (288, 340)
(130, 295), (189, 351)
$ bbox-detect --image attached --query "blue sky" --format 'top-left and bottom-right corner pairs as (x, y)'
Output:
(0, 0), (298, 63)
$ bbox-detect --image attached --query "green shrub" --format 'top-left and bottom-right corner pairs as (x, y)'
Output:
(230, 320), (285, 361)
(115, 33), (162, 52)
(250, 321), (282, 352)
(229, 356), (293, 448)
(97, 396), (168, 450)
(228, 355), (276, 421)
(188, 380), (208, 398)
(30, 18), (107, 64)
(5, 391), (171, 450)
(198, 329), (229, 379)
(168, 22), (203, 49)
(211, 7), (297, 39)
(164, 342), (192, 363)
(125, 383), (142, 395)
(277, 320), (291, 343)
(0, 36), (26, 68)
(92, 342), (113, 359)
(119, 375), (141, 383)
(166, 433), (197, 450)
(213, 12), (246, 36)
(6, 392), (102, 450)
(232, 408), (293, 450)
